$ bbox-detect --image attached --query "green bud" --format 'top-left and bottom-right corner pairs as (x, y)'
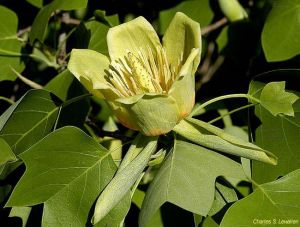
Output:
(218, 0), (248, 22)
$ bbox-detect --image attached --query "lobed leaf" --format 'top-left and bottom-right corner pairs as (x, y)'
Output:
(0, 138), (17, 166)
(0, 89), (61, 156)
(9, 206), (32, 227)
(6, 126), (125, 226)
(29, 0), (88, 43)
(220, 169), (300, 226)
(139, 139), (246, 226)
(159, 0), (213, 34)
(85, 12), (119, 55)
(250, 80), (300, 184)
(262, 0), (300, 61)
(260, 81), (298, 116)
(0, 6), (25, 81)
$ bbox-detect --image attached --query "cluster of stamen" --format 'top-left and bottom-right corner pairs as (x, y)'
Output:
(105, 46), (183, 97)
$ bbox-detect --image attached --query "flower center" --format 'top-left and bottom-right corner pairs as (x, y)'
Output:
(105, 46), (182, 97)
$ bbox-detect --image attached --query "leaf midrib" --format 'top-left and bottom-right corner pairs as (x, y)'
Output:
(41, 150), (111, 204)
(11, 107), (59, 153)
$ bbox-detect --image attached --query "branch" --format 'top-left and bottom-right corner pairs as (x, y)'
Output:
(201, 55), (225, 84)
(17, 26), (31, 37)
(198, 42), (215, 74)
(201, 17), (228, 36)
(61, 13), (81, 25)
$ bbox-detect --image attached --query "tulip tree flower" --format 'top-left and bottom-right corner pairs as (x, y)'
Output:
(68, 12), (201, 136)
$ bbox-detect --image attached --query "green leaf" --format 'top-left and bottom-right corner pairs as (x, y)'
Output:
(54, 84), (90, 130)
(45, 70), (90, 129)
(159, 0), (213, 35)
(132, 188), (145, 209)
(85, 12), (119, 55)
(173, 118), (277, 165)
(26, 0), (43, 8)
(202, 217), (218, 227)
(6, 127), (118, 226)
(0, 162), (20, 180)
(260, 81), (299, 116)
(93, 10), (119, 27)
(253, 100), (300, 184)
(139, 139), (246, 227)
(85, 21), (109, 55)
(0, 137), (17, 177)
(9, 207), (32, 227)
(0, 89), (61, 155)
(262, 0), (300, 61)
(101, 137), (122, 161)
(132, 189), (164, 227)
(0, 138), (17, 165)
(0, 185), (12, 203)
(29, 0), (88, 44)
(249, 80), (300, 183)
(193, 214), (202, 227)
(248, 80), (265, 98)
(216, 27), (228, 51)
(0, 6), (25, 81)
(44, 70), (74, 101)
(220, 169), (300, 226)
(93, 135), (158, 224)
(208, 183), (238, 216)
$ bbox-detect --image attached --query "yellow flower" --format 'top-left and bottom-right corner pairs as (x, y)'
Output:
(68, 12), (201, 136)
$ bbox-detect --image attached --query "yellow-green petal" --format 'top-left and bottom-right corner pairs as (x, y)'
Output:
(68, 49), (119, 100)
(107, 16), (161, 61)
(110, 94), (180, 136)
(162, 12), (201, 73)
(169, 48), (200, 118)
(107, 101), (140, 131)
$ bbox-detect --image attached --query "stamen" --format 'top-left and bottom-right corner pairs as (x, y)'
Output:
(113, 64), (135, 96)
(105, 46), (182, 97)
(127, 52), (156, 93)
(147, 46), (160, 85)
(108, 69), (131, 97)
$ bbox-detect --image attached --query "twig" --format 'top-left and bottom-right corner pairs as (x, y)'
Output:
(198, 42), (215, 75)
(10, 67), (43, 89)
(201, 17), (228, 36)
(201, 55), (225, 84)
(61, 13), (81, 25)
(17, 26), (31, 37)
(196, 48), (225, 91)
(57, 32), (67, 66)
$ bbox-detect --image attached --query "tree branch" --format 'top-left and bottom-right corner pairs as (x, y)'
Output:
(201, 17), (228, 36)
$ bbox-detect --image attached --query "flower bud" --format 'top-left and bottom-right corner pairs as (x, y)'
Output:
(218, 0), (248, 22)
